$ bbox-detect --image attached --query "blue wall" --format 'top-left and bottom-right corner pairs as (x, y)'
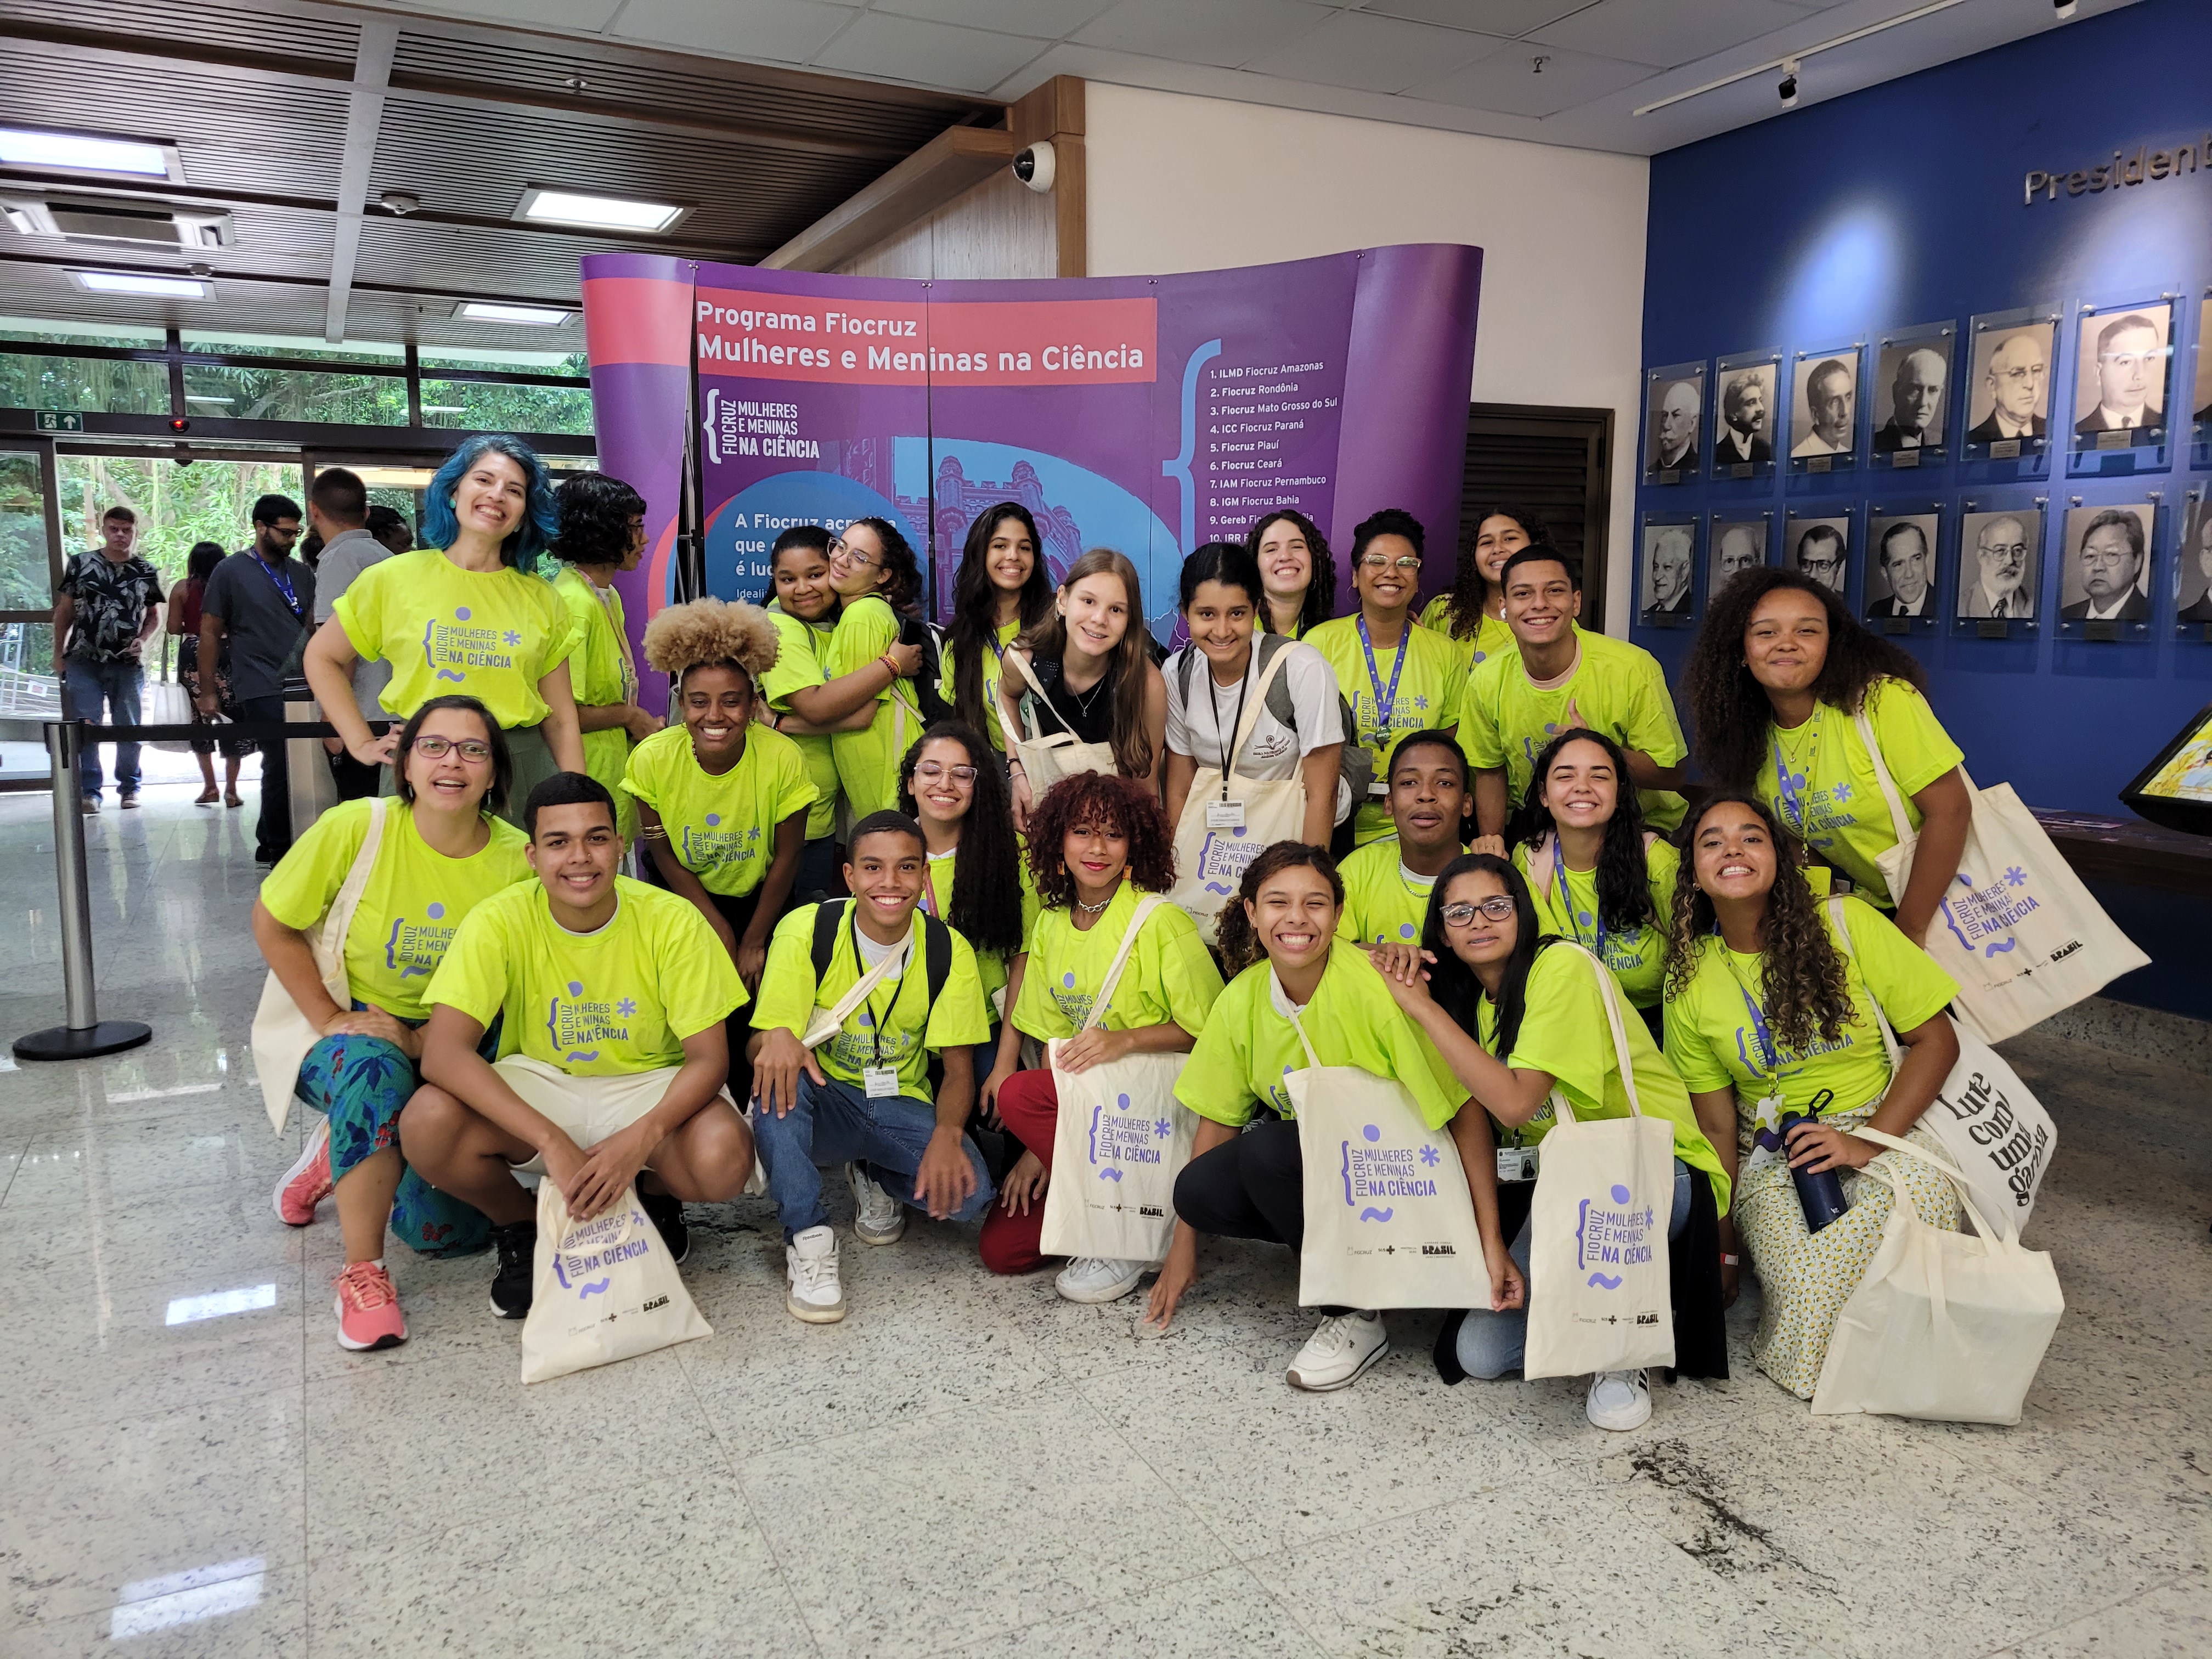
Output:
(1637, 0), (2210, 1017)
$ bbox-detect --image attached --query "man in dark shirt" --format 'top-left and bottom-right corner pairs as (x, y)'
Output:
(53, 505), (163, 812)
(200, 493), (314, 864)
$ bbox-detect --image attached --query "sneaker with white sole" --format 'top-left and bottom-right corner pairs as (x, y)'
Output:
(1054, 1256), (1146, 1304)
(332, 1261), (408, 1351)
(786, 1224), (847, 1323)
(847, 1163), (906, 1245)
(273, 1118), (334, 1227)
(1585, 1369), (1653, 1431)
(1286, 1309), (1389, 1391)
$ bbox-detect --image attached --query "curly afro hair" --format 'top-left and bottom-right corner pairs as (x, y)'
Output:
(641, 597), (781, 687)
(1024, 771), (1176, 910)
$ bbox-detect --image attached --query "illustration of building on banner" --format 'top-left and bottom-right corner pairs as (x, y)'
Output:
(896, 454), (1086, 614)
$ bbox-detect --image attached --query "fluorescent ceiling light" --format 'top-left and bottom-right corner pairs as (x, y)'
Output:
(0, 125), (173, 179)
(71, 269), (207, 298)
(515, 187), (685, 234)
(454, 300), (573, 326)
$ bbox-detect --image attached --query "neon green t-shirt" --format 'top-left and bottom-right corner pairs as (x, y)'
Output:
(1334, 837), (1450, 947)
(1177, 940), (1467, 1130)
(552, 566), (637, 839)
(1515, 834), (1680, 1009)
(1463, 627), (1688, 833)
(1757, 677), (1964, 909)
(824, 594), (922, 819)
(759, 605), (839, 842)
(331, 548), (575, 730)
(1305, 614), (1466, 845)
(618, 724), (816, 898)
(259, 797), (532, 1022)
(939, 617), (1022, 753)
(427, 876), (746, 1076)
(1418, 596), (1515, 673)
(1012, 885), (1224, 1042)
(1663, 895), (1957, 1151)
(1480, 943), (1730, 1214)
(922, 842), (1041, 1013)
(749, 902), (991, 1103)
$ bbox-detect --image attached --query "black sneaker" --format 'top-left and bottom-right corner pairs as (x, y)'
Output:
(639, 1187), (689, 1265)
(489, 1219), (537, 1319)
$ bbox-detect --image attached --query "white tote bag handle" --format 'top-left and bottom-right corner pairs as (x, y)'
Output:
(1283, 994), (1325, 1072)
(800, 906), (907, 1049)
(1850, 706), (1919, 851)
(1851, 1125), (2018, 1250)
(316, 795), (388, 976)
(1216, 641), (1298, 794)
(1003, 646), (1082, 748)
(1826, 895), (1907, 1073)
(1541, 941), (1644, 1129)
(1084, 894), (1165, 1031)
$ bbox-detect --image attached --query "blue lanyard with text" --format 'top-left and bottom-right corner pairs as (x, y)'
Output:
(1770, 710), (1819, 834)
(254, 555), (304, 620)
(1718, 946), (1782, 1080)
(1356, 616), (1406, 743)
(1550, 834), (1605, 958)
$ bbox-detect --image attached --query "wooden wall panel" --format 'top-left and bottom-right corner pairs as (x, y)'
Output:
(833, 166), (1055, 281)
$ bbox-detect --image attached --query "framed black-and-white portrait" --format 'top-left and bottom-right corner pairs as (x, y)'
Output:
(1788, 343), (1861, 473)
(1644, 360), (1706, 483)
(2177, 488), (2212, 640)
(1784, 511), (1852, 597)
(1638, 514), (1698, 628)
(1708, 514), (1771, 597)
(2069, 298), (2175, 475)
(1870, 322), (1954, 470)
(1711, 349), (1779, 479)
(2058, 498), (2158, 640)
(1864, 505), (1943, 634)
(1954, 501), (2045, 635)
(1965, 306), (2060, 464)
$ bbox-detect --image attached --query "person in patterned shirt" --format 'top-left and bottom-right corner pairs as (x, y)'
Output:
(53, 505), (163, 811)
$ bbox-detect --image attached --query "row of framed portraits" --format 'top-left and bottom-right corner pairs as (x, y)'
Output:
(1643, 291), (2212, 485)
(1637, 487), (2212, 643)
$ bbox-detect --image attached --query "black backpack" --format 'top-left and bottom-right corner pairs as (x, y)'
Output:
(1172, 632), (1375, 803)
(896, 614), (957, 727)
(808, 898), (952, 1007)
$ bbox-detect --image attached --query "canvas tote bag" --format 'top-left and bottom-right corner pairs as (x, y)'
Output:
(1166, 645), (1310, 940)
(1522, 944), (1679, 1380)
(1040, 896), (1199, 1262)
(251, 796), (386, 1135)
(1853, 709), (2147, 1043)
(1811, 1127), (2064, 1424)
(1827, 898), (2059, 1234)
(521, 1176), (713, 1384)
(1286, 1000), (1487, 1310)
(997, 648), (1117, 793)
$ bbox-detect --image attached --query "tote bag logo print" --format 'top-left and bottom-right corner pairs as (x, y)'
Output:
(1577, 1181), (1658, 1294)
(1086, 1091), (1174, 1182)
(1932, 1065), (2051, 1211)
(1338, 1121), (1445, 1227)
(550, 1204), (658, 1300)
(1195, 824), (1260, 896)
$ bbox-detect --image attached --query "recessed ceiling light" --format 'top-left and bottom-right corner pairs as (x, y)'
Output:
(71, 269), (208, 298)
(0, 125), (176, 180)
(454, 300), (573, 326)
(514, 187), (685, 234)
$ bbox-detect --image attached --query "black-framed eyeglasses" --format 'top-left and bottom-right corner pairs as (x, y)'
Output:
(912, 761), (978, 782)
(1439, 896), (1516, 926)
(411, 736), (492, 762)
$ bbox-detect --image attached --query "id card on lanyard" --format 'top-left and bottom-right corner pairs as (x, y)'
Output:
(854, 915), (915, 1097)
(1357, 616), (1406, 794)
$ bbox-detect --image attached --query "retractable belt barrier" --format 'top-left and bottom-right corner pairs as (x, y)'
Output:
(2, 716), (391, 1063)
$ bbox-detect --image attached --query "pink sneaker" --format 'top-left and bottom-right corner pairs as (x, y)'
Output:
(274, 1119), (333, 1227)
(332, 1261), (407, 1351)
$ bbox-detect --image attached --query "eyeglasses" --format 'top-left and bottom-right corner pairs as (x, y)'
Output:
(1357, 554), (1422, 572)
(912, 761), (978, 783)
(411, 736), (492, 762)
(1438, 896), (1516, 926)
(829, 537), (881, 570)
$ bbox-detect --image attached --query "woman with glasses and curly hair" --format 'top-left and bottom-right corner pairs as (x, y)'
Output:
(548, 472), (662, 840)
(1661, 793), (1962, 1399)
(1245, 509), (1337, 640)
(1420, 505), (1548, 672)
(823, 516), (928, 819)
(980, 772), (1221, 1305)
(1683, 567), (1970, 945)
(305, 433), (584, 824)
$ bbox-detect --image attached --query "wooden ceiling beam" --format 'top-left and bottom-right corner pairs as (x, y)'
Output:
(757, 125), (1015, 273)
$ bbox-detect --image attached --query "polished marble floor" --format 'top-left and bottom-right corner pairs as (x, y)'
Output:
(0, 783), (2205, 1658)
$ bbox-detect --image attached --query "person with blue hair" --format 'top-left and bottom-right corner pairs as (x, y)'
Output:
(304, 433), (586, 825)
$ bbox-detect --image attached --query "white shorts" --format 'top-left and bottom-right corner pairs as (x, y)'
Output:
(495, 1054), (735, 1175)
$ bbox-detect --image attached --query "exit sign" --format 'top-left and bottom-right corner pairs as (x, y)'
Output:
(35, 411), (84, 432)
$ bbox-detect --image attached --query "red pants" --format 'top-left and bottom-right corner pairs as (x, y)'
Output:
(979, 1067), (1062, 1275)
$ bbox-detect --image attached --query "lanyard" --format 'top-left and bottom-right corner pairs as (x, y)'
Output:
(1719, 949), (1782, 1080)
(1207, 659), (1250, 799)
(1550, 834), (1605, 958)
(851, 912), (917, 1065)
(1355, 616), (1406, 744)
(1770, 710), (1818, 834)
(254, 555), (303, 620)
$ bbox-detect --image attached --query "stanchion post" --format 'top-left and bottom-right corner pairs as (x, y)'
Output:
(12, 718), (152, 1062)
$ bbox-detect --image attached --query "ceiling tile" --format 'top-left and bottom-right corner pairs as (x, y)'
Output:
(1248, 11), (1502, 92)
(1527, 0), (1810, 69)
(811, 12), (1048, 92)
(874, 0), (1118, 38)
(1404, 40), (1650, 116)
(400, 0), (628, 26)
(612, 0), (859, 62)
(1074, 0), (1336, 70)
(1358, 0), (1588, 36)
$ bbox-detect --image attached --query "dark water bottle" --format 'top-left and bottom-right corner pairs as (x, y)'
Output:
(1780, 1101), (1851, 1233)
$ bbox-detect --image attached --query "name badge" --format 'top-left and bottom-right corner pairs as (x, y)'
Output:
(1205, 799), (1245, 830)
(1496, 1146), (1539, 1182)
(862, 1065), (899, 1099)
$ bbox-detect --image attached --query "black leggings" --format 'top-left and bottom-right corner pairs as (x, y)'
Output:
(1173, 1121), (1351, 1315)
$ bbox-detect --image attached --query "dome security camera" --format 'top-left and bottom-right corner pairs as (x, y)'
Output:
(1778, 60), (1800, 108)
(1012, 141), (1055, 195)
(2053, 0), (2076, 16)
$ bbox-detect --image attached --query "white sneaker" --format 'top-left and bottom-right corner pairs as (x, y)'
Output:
(1054, 1256), (1146, 1304)
(846, 1163), (906, 1245)
(785, 1225), (847, 1323)
(1286, 1310), (1389, 1392)
(1586, 1369), (1653, 1431)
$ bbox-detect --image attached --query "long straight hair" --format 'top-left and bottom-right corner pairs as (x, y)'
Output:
(1421, 852), (1544, 1060)
(1510, 726), (1658, 935)
(1016, 546), (1155, 778)
(896, 720), (1025, 957)
(947, 503), (1051, 737)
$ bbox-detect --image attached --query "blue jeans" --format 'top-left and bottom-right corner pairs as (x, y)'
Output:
(63, 658), (142, 797)
(1456, 1159), (1695, 1380)
(752, 1072), (994, 1240)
